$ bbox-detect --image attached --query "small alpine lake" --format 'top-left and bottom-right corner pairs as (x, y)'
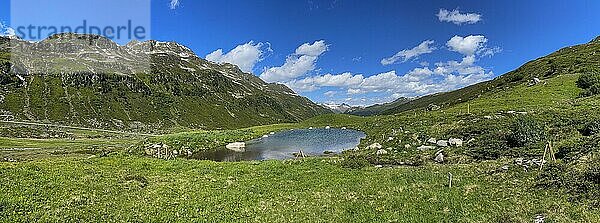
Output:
(193, 128), (366, 161)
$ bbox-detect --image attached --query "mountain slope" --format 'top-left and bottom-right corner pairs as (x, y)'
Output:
(0, 34), (330, 132)
(359, 37), (600, 115)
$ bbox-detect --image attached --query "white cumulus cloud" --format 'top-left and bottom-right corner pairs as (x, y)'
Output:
(170, 0), (180, 9)
(0, 22), (15, 36)
(381, 40), (436, 65)
(205, 41), (270, 73)
(446, 35), (487, 56)
(285, 72), (364, 93)
(260, 40), (329, 83)
(437, 8), (482, 25)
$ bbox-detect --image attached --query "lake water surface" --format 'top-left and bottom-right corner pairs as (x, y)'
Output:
(193, 128), (366, 161)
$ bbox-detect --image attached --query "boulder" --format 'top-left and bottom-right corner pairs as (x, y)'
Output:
(449, 138), (463, 147)
(417, 145), (435, 151)
(436, 140), (449, 147)
(225, 142), (246, 152)
(367, 143), (383, 150)
(325, 126), (331, 129)
(427, 138), (437, 144)
(528, 78), (541, 87)
(427, 104), (441, 111)
(515, 158), (524, 166)
(434, 150), (444, 163)
(376, 149), (388, 155)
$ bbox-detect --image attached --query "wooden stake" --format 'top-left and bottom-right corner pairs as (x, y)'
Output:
(540, 141), (555, 171)
(549, 142), (556, 162)
(540, 144), (548, 171)
(448, 173), (453, 188)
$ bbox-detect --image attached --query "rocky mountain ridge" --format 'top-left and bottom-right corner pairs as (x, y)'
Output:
(0, 33), (330, 132)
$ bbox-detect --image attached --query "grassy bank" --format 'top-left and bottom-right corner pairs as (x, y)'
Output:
(1, 154), (596, 222)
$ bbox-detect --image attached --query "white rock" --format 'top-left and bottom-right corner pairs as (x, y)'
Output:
(387, 137), (394, 141)
(374, 165), (383, 168)
(404, 144), (411, 149)
(262, 135), (269, 138)
(341, 127), (347, 130)
(325, 126), (331, 129)
(449, 138), (463, 147)
(434, 152), (444, 163)
(367, 143), (383, 150)
(376, 149), (388, 155)
(417, 145), (435, 151)
(436, 140), (449, 147)
(427, 138), (437, 144)
(269, 132), (275, 135)
(225, 142), (246, 152)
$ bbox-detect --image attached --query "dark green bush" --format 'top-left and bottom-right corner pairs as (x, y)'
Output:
(536, 163), (568, 189)
(576, 72), (600, 89)
(507, 116), (547, 148)
(467, 136), (507, 160)
(576, 72), (600, 97)
(340, 155), (370, 169)
(581, 121), (600, 136)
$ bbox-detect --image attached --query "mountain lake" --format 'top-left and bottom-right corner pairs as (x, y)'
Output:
(193, 128), (366, 161)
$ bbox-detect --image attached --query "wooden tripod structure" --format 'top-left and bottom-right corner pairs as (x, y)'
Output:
(540, 141), (556, 171)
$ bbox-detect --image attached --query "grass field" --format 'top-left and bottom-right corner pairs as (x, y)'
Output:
(2, 154), (597, 222)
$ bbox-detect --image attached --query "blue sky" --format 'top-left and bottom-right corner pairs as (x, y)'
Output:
(1, 0), (600, 105)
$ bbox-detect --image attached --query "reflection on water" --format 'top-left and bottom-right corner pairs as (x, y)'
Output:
(193, 128), (366, 161)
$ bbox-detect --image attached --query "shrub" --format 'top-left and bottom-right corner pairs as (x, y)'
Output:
(536, 163), (568, 189)
(581, 121), (600, 136)
(576, 71), (600, 97)
(340, 155), (370, 169)
(576, 72), (600, 89)
(507, 116), (547, 148)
